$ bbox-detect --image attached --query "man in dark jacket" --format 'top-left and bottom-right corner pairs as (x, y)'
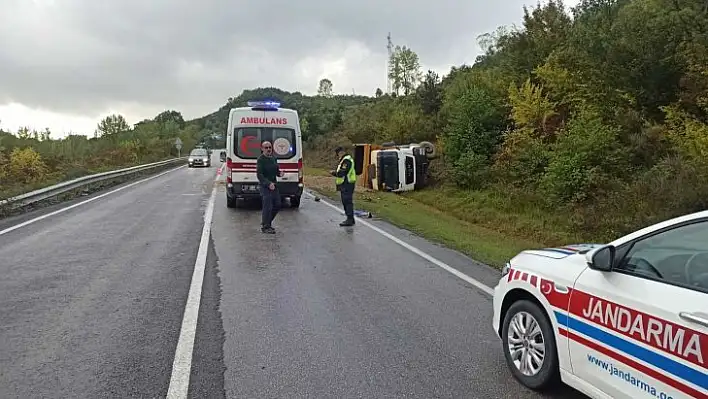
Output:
(330, 146), (356, 226)
(257, 140), (283, 234)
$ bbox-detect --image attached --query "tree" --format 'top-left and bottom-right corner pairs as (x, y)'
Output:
(317, 78), (333, 97)
(16, 127), (31, 140)
(96, 114), (130, 137)
(417, 70), (442, 114)
(388, 45), (423, 95)
(375, 88), (383, 97)
(154, 110), (185, 128)
(40, 128), (51, 141)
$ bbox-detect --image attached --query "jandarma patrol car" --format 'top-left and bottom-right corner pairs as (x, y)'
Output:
(492, 210), (708, 399)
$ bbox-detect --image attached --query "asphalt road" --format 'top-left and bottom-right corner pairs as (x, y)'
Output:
(0, 152), (586, 398)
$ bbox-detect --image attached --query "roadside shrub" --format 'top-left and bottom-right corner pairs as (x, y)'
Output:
(7, 147), (47, 185)
(539, 112), (626, 204)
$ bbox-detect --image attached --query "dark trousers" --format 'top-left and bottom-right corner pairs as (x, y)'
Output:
(340, 183), (354, 220)
(260, 185), (281, 227)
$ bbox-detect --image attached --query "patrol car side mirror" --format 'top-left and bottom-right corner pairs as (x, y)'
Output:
(586, 245), (615, 272)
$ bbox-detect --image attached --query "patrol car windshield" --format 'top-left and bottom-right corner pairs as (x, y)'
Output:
(235, 127), (296, 159)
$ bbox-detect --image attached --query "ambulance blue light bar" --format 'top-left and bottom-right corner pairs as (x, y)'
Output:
(247, 101), (280, 110)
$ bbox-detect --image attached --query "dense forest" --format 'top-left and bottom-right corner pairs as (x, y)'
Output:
(3, 0), (708, 241)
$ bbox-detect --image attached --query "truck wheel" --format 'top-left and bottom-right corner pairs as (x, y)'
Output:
(226, 195), (236, 208)
(418, 141), (437, 159)
(290, 196), (301, 208)
(501, 299), (560, 391)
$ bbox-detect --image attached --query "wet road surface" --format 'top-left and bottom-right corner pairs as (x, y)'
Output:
(0, 153), (586, 398)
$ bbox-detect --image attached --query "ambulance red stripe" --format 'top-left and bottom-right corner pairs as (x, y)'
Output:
(230, 162), (299, 169)
(231, 170), (299, 173)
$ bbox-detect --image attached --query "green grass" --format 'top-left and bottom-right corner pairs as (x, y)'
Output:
(302, 166), (567, 268)
(303, 165), (331, 177)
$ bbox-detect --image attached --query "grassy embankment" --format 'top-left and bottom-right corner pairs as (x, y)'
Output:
(303, 166), (585, 268)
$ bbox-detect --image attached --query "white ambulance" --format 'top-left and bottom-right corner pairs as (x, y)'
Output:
(224, 101), (304, 208)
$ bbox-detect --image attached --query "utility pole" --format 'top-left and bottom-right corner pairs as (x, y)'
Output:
(386, 32), (393, 95)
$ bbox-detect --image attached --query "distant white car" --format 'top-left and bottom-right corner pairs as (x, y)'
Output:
(188, 149), (211, 168)
(492, 211), (708, 399)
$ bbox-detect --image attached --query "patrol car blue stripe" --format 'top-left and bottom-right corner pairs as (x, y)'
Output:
(553, 311), (707, 390)
(541, 248), (576, 255)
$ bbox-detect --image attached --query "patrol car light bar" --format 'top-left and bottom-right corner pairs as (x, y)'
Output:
(247, 101), (280, 109)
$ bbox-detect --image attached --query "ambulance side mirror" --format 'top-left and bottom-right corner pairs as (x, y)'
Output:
(586, 245), (615, 272)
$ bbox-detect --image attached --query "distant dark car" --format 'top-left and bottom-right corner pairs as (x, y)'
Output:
(219, 150), (226, 162)
(188, 149), (211, 168)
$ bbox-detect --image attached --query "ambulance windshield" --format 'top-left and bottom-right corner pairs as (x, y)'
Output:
(235, 127), (296, 159)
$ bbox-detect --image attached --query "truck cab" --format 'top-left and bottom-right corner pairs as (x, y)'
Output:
(353, 142), (435, 192)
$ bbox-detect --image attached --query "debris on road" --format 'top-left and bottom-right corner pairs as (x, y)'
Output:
(354, 210), (372, 218)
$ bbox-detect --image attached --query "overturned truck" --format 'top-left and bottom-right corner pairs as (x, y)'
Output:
(352, 141), (437, 192)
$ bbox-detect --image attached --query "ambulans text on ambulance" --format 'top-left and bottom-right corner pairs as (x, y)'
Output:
(239, 117), (288, 125)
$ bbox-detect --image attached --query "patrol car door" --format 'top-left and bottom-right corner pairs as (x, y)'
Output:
(569, 220), (708, 399)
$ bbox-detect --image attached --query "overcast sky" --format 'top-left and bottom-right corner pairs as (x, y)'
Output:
(0, 0), (579, 137)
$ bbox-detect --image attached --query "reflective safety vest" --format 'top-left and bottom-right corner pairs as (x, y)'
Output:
(335, 154), (356, 185)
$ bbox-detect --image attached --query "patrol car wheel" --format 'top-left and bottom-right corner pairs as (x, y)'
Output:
(501, 300), (559, 391)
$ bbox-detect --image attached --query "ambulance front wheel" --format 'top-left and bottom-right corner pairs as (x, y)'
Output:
(226, 194), (236, 208)
(501, 299), (560, 391)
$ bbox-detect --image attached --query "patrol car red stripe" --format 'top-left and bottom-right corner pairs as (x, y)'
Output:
(562, 328), (707, 399)
(508, 268), (571, 309)
(568, 290), (707, 369)
(509, 268), (707, 394)
(540, 277), (572, 310)
(512, 267), (707, 369)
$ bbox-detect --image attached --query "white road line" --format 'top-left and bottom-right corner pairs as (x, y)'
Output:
(305, 191), (495, 296)
(166, 170), (220, 399)
(0, 165), (186, 237)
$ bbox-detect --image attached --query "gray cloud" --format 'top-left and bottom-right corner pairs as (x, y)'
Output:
(0, 0), (532, 119)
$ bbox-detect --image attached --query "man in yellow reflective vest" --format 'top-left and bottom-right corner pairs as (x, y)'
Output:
(330, 146), (356, 226)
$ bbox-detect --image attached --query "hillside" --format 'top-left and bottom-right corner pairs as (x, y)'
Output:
(4, 0), (708, 263)
(189, 87), (371, 144)
(309, 0), (708, 245)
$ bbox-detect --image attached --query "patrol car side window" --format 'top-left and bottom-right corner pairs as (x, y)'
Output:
(615, 220), (708, 293)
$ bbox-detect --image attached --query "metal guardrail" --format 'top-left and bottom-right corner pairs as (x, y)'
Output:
(0, 157), (186, 209)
